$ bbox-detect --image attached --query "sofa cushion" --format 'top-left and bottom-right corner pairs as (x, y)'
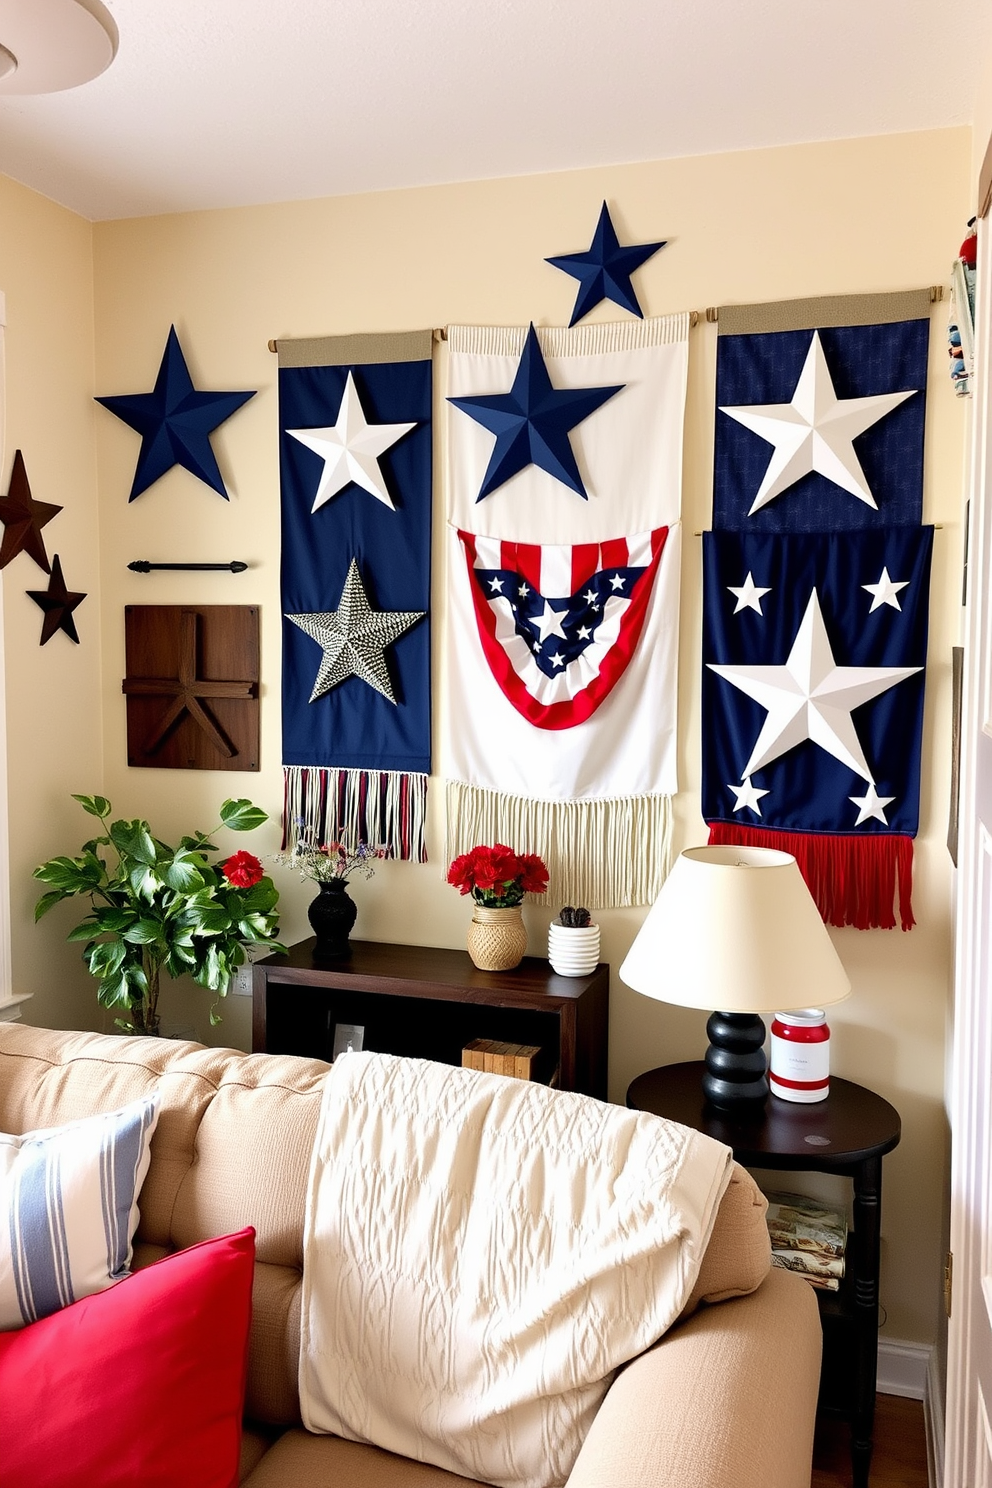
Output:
(0, 1093), (159, 1328)
(0, 1228), (256, 1488)
(0, 1022), (327, 1426)
(242, 1430), (486, 1488)
(681, 1162), (770, 1316)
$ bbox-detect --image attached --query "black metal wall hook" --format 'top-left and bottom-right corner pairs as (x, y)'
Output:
(128, 561), (248, 574)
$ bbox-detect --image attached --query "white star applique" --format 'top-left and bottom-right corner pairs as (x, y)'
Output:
(849, 784), (896, 825)
(708, 589), (921, 783)
(535, 601), (569, 644)
(610, 573), (626, 591)
(488, 576), (504, 593)
(286, 559), (424, 704)
(287, 371), (417, 513)
(728, 777), (770, 816)
(728, 572), (772, 615)
(862, 567), (909, 612)
(720, 331), (916, 515)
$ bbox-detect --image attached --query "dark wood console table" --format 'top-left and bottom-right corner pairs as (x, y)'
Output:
(626, 1062), (901, 1488)
(253, 938), (609, 1098)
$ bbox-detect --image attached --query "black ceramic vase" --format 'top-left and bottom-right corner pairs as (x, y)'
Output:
(308, 879), (357, 959)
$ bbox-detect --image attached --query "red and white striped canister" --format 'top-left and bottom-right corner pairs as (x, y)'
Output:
(770, 1008), (830, 1103)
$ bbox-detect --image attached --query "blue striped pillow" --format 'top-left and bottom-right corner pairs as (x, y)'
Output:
(0, 1094), (159, 1330)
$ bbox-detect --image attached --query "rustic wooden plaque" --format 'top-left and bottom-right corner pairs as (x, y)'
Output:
(123, 605), (259, 771)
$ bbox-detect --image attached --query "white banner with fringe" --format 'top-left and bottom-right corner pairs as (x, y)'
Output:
(443, 315), (687, 908)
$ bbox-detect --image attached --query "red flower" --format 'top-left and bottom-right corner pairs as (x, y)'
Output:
(221, 851), (264, 889)
(446, 851), (478, 895)
(446, 843), (549, 901)
(519, 854), (550, 895)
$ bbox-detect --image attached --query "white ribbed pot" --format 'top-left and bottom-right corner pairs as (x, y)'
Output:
(548, 922), (601, 977)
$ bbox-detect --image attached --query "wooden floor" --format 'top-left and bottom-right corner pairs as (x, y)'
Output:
(812, 1396), (929, 1488)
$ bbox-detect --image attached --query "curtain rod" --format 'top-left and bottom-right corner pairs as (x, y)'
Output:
(267, 291), (946, 350)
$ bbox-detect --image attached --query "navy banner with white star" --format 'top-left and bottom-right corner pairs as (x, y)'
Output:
(704, 292), (934, 929)
(278, 331), (432, 862)
(713, 293), (931, 533)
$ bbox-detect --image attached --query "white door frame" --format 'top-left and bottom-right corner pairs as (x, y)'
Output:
(947, 213), (992, 1488)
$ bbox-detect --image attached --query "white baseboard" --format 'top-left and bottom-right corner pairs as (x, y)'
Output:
(877, 1338), (931, 1400)
(924, 1348), (944, 1488)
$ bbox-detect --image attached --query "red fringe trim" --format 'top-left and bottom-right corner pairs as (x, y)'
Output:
(706, 825), (915, 932)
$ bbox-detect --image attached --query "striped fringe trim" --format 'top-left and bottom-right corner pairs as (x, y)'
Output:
(445, 782), (673, 909)
(446, 313), (689, 360)
(283, 768), (428, 863)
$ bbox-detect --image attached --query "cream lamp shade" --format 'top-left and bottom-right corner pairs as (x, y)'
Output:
(619, 844), (851, 1107)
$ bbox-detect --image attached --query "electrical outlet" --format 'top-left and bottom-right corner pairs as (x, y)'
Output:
(232, 963), (254, 997)
(232, 947), (265, 997)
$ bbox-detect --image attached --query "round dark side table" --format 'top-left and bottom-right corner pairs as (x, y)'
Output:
(627, 1062), (901, 1488)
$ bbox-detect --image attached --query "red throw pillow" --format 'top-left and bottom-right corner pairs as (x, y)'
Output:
(0, 1227), (255, 1488)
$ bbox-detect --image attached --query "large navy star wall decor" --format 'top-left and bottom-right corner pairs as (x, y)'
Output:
(96, 326), (256, 502)
(448, 323), (623, 501)
(0, 450), (62, 572)
(546, 202), (666, 327)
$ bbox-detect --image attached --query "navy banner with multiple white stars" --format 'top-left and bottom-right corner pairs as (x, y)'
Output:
(703, 293), (934, 929)
(278, 331), (433, 862)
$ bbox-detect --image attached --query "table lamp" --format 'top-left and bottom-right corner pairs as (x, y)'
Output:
(618, 845), (851, 1109)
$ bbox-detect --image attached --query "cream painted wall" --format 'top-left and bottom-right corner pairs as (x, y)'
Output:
(0, 173), (103, 1031)
(86, 126), (969, 1344)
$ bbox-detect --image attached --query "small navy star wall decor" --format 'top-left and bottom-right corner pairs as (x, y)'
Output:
(0, 450), (62, 572)
(27, 555), (86, 645)
(448, 323), (623, 501)
(95, 325), (256, 502)
(546, 202), (666, 326)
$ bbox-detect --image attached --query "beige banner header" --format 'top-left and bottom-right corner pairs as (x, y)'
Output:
(275, 329), (433, 368)
(717, 288), (933, 336)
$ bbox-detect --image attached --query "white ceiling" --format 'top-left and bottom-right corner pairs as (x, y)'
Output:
(0, 0), (985, 223)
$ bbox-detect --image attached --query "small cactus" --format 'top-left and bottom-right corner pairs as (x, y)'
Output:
(559, 905), (592, 928)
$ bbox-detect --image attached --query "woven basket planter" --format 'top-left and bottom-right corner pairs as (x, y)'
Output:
(466, 905), (527, 972)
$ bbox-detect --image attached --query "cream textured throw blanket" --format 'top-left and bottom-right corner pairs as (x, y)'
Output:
(300, 1053), (732, 1488)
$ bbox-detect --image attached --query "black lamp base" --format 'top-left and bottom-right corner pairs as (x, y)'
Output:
(702, 1011), (769, 1108)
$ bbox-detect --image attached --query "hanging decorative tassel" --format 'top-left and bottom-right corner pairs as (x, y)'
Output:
(707, 823), (915, 931)
(284, 767), (428, 863)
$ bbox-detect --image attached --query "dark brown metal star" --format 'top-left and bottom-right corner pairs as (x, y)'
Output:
(26, 555), (87, 645)
(0, 450), (62, 572)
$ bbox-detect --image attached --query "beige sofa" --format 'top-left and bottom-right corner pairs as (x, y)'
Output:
(0, 1022), (822, 1488)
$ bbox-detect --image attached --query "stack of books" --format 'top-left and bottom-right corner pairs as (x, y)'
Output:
(764, 1191), (848, 1292)
(461, 1039), (543, 1080)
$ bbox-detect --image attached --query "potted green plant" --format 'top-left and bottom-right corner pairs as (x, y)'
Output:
(34, 794), (285, 1035)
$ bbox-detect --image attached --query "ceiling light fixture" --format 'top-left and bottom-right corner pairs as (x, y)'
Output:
(0, 0), (117, 96)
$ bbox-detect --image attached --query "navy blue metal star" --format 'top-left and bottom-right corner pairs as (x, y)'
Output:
(449, 323), (623, 501)
(546, 202), (667, 327)
(95, 326), (255, 502)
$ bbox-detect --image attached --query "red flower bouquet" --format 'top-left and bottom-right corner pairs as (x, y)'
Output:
(446, 844), (549, 907)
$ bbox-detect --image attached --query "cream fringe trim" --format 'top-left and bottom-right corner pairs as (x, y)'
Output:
(444, 782), (673, 909)
(446, 314), (690, 360)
